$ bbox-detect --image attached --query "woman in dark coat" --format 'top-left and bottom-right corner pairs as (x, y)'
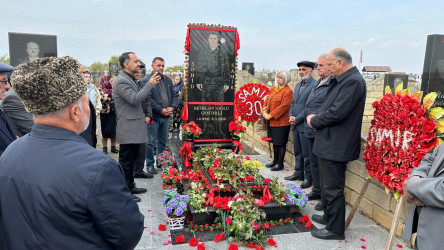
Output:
(100, 76), (118, 154)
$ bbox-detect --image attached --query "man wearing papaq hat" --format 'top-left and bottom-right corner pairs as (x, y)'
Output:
(0, 62), (16, 157)
(0, 56), (144, 249)
(285, 60), (317, 189)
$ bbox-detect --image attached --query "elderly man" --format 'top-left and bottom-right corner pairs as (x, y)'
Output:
(284, 61), (316, 189)
(0, 63), (16, 157)
(302, 54), (332, 206)
(308, 48), (366, 240)
(0, 57), (144, 249)
(402, 143), (444, 249)
(114, 52), (159, 201)
(142, 57), (178, 174)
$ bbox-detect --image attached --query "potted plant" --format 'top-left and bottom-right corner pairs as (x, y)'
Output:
(229, 120), (246, 140)
(162, 189), (190, 230)
(157, 150), (176, 171)
(161, 167), (185, 191)
(181, 121), (202, 141)
(285, 183), (308, 209)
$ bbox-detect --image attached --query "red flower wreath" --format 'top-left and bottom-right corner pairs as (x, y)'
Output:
(235, 83), (270, 122)
(363, 85), (441, 195)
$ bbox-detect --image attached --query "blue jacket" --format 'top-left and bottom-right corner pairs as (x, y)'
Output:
(0, 124), (144, 249)
(303, 76), (331, 138)
(290, 76), (317, 131)
(0, 109), (16, 157)
(142, 74), (179, 120)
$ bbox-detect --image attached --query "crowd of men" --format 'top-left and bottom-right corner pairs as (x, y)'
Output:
(0, 47), (441, 248)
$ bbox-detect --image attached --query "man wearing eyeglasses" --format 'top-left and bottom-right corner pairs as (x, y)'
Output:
(0, 63), (16, 157)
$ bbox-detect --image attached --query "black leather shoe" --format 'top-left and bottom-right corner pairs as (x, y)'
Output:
(315, 202), (323, 211)
(307, 192), (321, 200)
(110, 148), (119, 153)
(300, 180), (312, 189)
(311, 228), (344, 240)
(270, 165), (284, 171)
(147, 166), (158, 174)
(134, 171), (153, 179)
(130, 187), (147, 194)
(132, 195), (141, 202)
(265, 162), (277, 168)
(284, 174), (304, 181)
(311, 214), (328, 225)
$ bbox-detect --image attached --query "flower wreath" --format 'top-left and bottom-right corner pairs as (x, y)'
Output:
(363, 84), (443, 197)
(234, 82), (270, 123)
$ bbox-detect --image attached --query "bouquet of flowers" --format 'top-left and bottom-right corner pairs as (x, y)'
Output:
(229, 120), (247, 137)
(285, 183), (308, 209)
(161, 167), (185, 190)
(181, 121), (202, 139)
(158, 150), (176, 170)
(162, 189), (190, 218)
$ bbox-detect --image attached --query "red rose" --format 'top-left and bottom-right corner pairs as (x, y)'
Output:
(175, 235), (185, 243)
(246, 243), (256, 249)
(197, 242), (205, 250)
(189, 237), (198, 247)
(158, 224), (166, 231)
(228, 243), (239, 250)
(266, 238), (276, 246)
(225, 218), (232, 225)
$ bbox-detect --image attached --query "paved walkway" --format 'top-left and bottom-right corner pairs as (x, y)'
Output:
(126, 134), (410, 250)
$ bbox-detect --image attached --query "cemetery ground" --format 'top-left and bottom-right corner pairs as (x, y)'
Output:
(103, 132), (410, 250)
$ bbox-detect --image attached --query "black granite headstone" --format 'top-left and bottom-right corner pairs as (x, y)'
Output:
(8, 32), (57, 67)
(421, 34), (444, 107)
(109, 63), (119, 75)
(242, 62), (255, 75)
(383, 73), (408, 94)
(187, 104), (234, 139)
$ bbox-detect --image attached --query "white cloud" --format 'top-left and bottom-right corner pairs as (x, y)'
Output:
(350, 36), (380, 47)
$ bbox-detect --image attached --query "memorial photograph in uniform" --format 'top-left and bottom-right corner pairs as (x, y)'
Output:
(8, 32), (57, 67)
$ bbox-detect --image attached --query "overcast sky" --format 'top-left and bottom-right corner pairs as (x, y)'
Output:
(2, 0), (443, 74)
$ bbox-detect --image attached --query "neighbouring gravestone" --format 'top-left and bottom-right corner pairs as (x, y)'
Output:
(421, 34), (444, 107)
(109, 63), (119, 76)
(184, 24), (240, 140)
(242, 62), (255, 75)
(8, 32), (57, 67)
(383, 73), (408, 94)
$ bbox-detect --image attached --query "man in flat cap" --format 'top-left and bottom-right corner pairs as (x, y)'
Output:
(284, 60), (317, 189)
(0, 57), (144, 249)
(307, 48), (366, 240)
(0, 63), (16, 157)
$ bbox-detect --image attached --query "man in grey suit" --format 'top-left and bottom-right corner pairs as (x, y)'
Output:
(113, 52), (160, 202)
(2, 86), (34, 137)
(285, 61), (317, 189)
(402, 143), (444, 249)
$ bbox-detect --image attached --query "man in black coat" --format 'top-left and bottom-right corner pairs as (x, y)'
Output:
(0, 57), (144, 249)
(307, 48), (366, 240)
(0, 63), (16, 157)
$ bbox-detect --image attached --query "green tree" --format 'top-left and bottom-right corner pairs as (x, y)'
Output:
(89, 62), (107, 72)
(165, 65), (184, 74)
(0, 54), (10, 65)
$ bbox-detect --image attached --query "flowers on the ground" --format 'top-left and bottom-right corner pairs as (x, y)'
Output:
(162, 189), (190, 218)
(175, 235), (185, 243)
(189, 237), (198, 247)
(266, 238), (276, 246)
(158, 224), (166, 231)
(182, 121), (202, 139)
(285, 183), (308, 209)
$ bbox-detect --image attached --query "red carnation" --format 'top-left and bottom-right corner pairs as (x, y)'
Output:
(189, 237), (198, 247)
(228, 243), (239, 250)
(158, 224), (166, 231)
(197, 242), (205, 250)
(266, 238), (276, 246)
(175, 235), (185, 243)
(225, 218), (232, 225)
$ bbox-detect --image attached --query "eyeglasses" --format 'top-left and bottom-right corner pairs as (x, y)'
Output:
(0, 79), (8, 84)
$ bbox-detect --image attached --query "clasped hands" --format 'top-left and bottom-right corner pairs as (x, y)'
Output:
(403, 176), (425, 207)
(161, 107), (174, 116)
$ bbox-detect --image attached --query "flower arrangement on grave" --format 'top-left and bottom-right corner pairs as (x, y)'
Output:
(186, 181), (208, 213)
(163, 189), (190, 218)
(234, 82), (270, 123)
(161, 167), (185, 190)
(285, 183), (308, 209)
(157, 150), (176, 170)
(265, 177), (288, 206)
(181, 121), (202, 139)
(229, 120), (246, 137)
(363, 84), (442, 197)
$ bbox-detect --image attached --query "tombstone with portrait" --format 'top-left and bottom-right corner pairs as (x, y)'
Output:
(9, 32), (57, 67)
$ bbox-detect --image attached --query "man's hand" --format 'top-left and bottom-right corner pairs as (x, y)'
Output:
(307, 114), (315, 129)
(224, 85), (229, 92)
(403, 176), (425, 207)
(289, 116), (296, 125)
(196, 84), (202, 91)
(149, 74), (161, 85)
(161, 108), (169, 116)
(145, 117), (151, 124)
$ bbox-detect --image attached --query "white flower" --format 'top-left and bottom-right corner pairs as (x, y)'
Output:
(220, 38), (226, 44)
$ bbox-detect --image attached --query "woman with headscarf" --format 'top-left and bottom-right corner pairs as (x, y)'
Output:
(262, 70), (293, 171)
(99, 75), (118, 154)
(169, 75), (184, 133)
